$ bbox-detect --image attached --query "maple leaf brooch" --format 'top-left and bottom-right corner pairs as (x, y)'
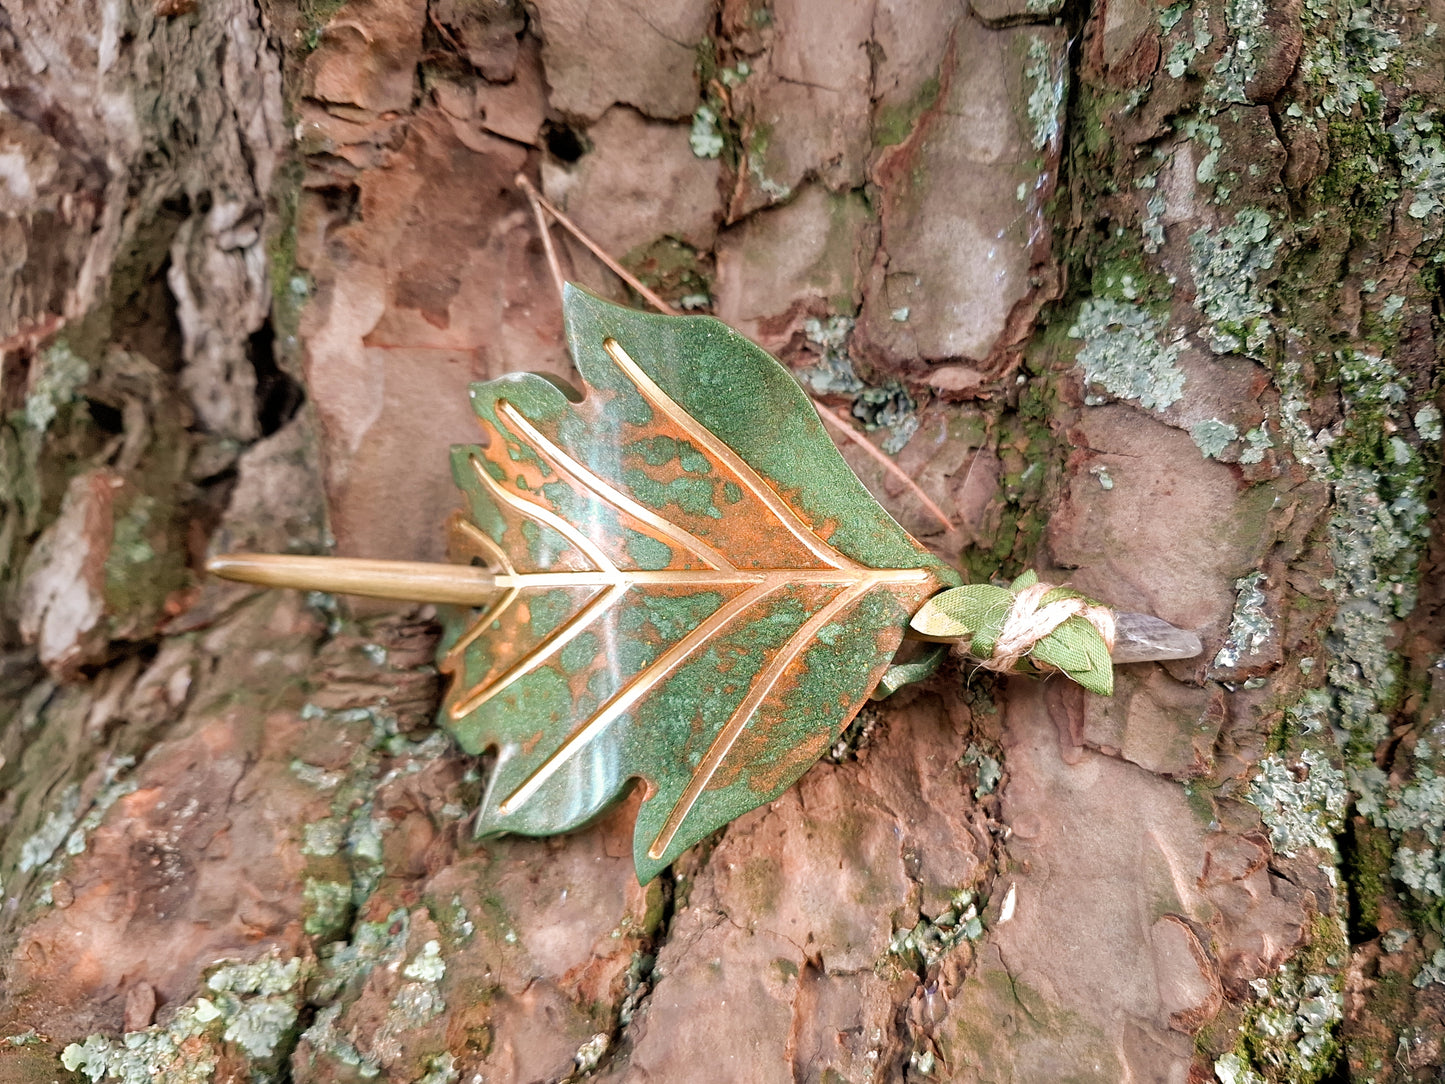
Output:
(211, 285), (1200, 882)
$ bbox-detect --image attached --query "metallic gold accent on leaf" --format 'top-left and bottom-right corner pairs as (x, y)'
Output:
(440, 286), (956, 882)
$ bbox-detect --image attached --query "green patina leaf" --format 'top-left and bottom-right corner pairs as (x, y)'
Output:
(437, 286), (957, 883)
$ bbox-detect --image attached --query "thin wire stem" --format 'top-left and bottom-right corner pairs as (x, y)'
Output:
(514, 173), (953, 536)
(815, 408), (956, 534)
(515, 174), (677, 315)
(519, 175), (567, 302)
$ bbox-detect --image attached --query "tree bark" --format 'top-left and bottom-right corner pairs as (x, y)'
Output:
(1, 0), (1442, 1082)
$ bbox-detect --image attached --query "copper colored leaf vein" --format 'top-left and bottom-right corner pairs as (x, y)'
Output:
(438, 286), (956, 882)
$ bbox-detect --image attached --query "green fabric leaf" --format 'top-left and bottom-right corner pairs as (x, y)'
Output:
(871, 645), (949, 699)
(909, 577), (1116, 697)
(1031, 616), (1115, 696)
(908, 584), (1013, 646)
(437, 285), (958, 883)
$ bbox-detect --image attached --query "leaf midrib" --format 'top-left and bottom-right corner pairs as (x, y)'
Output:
(489, 568), (934, 588)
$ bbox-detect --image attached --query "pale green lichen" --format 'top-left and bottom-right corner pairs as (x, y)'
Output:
(403, 940), (446, 983)
(61, 1030), (212, 1084)
(1416, 948), (1445, 988)
(1097, 268), (1144, 300)
(574, 1033), (611, 1074)
(418, 1053), (460, 1084)
(302, 818), (345, 856)
(1277, 346), (1431, 829)
(447, 895), (475, 939)
(689, 105), (724, 159)
(1274, 358), (1331, 474)
(1393, 847), (1443, 896)
(60, 954), (307, 1083)
(1182, 119), (1224, 189)
(1192, 418), (1239, 458)
(1285, 688), (1329, 737)
(1214, 1050), (1265, 1084)
(1069, 298), (1186, 411)
(18, 760), (138, 883)
(347, 807), (386, 900)
(1188, 208), (1281, 357)
(1416, 404), (1442, 440)
(290, 700), (460, 918)
(1089, 464), (1115, 490)
(208, 956), (306, 1059)
(1240, 423), (1273, 464)
(1319, 349), (1428, 763)
(106, 496), (157, 569)
(303, 879), (352, 938)
(1023, 35), (1065, 151)
(17, 783), (81, 873)
(1143, 191), (1167, 252)
(1246, 751), (1347, 857)
(718, 61), (751, 88)
(305, 590), (343, 635)
(23, 341), (90, 433)
(366, 937), (448, 1067)
(208, 956), (305, 1001)
(1214, 958), (1344, 1082)
(1389, 111), (1445, 229)
(300, 909), (425, 1076)
(853, 384), (919, 454)
(1372, 741), (1445, 907)
(800, 316), (918, 453)
(802, 314), (853, 360)
(223, 999), (299, 1060)
(1381, 928), (1411, 953)
(889, 890), (984, 967)
(909, 1047), (938, 1075)
(1214, 572), (1271, 668)
(1164, 7), (1212, 77)
(1210, 0), (1267, 104)
(385, 978), (444, 1028)
(961, 744), (1002, 798)
(299, 1004), (380, 1079)
(618, 950), (656, 1026)
(750, 158), (792, 201)
(290, 758), (345, 790)
(311, 908), (411, 1003)
(1166, 39), (1195, 78)
(1298, 0), (1397, 118)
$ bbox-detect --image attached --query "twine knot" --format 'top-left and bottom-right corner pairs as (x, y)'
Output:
(976, 581), (1117, 674)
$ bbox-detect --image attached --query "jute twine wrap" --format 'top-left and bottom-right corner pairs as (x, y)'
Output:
(977, 581), (1117, 673)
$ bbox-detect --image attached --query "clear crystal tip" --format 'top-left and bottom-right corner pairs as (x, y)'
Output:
(1110, 612), (1203, 664)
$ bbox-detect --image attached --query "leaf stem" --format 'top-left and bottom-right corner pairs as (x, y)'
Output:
(206, 553), (500, 606)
